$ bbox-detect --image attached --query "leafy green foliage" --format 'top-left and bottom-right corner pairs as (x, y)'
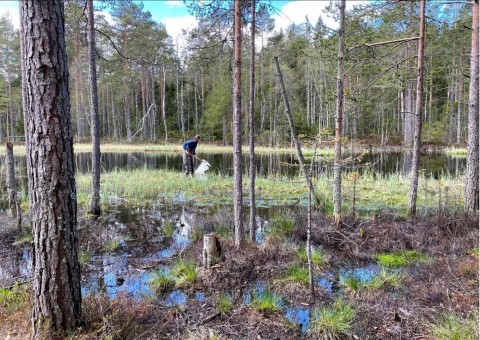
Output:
(216, 292), (233, 314)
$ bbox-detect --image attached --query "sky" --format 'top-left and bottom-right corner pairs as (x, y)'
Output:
(0, 0), (350, 42)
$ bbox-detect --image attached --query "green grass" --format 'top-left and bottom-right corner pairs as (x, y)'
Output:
(13, 233), (33, 246)
(267, 215), (294, 237)
(103, 239), (121, 252)
(0, 284), (30, 314)
(366, 269), (404, 289)
(296, 246), (327, 265)
(310, 298), (356, 338)
(443, 147), (467, 155)
(163, 222), (175, 238)
(148, 271), (175, 293)
(285, 265), (310, 284)
(214, 225), (233, 238)
(216, 292), (233, 314)
(190, 227), (203, 242)
(428, 311), (478, 340)
(79, 250), (91, 266)
(172, 260), (197, 288)
(375, 250), (428, 267)
(251, 290), (282, 315)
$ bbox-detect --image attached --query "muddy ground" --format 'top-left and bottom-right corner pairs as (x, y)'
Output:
(0, 208), (478, 339)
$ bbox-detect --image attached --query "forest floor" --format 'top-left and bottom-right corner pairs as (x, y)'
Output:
(0, 208), (478, 339)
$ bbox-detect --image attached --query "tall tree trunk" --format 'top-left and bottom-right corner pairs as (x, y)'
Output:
(20, 1), (81, 336)
(465, 0), (479, 211)
(87, 0), (101, 216)
(73, 31), (84, 142)
(456, 75), (463, 145)
(408, 0), (426, 216)
(123, 34), (132, 141)
(249, 0), (256, 242)
(404, 80), (413, 145)
(162, 65), (168, 144)
(233, 0), (243, 248)
(333, 0), (346, 227)
(448, 79), (456, 144)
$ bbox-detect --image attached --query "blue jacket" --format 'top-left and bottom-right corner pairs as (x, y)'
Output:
(183, 140), (198, 155)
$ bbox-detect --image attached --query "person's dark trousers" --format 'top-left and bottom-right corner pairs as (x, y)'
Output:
(183, 153), (194, 175)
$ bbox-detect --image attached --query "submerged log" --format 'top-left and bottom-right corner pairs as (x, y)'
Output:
(203, 233), (223, 269)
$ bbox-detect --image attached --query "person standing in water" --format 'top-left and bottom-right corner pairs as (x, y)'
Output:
(183, 135), (202, 176)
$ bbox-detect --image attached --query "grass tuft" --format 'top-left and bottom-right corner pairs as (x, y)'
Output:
(296, 246), (327, 265)
(0, 284), (30, 314)
(285, 265), (310, 284)
(216, 292), (233, 314)
(267, 215), (294, 237)
(251, 290), (282, 315)
(375, 250), (428, 267)
(310, 298), (356, 338)
(428, 311), (478, 340)
(103, 239), (121, 252)
(163, 222), (175, 238)
(172, 260), (197, 288)
(148, 271), (175, 293)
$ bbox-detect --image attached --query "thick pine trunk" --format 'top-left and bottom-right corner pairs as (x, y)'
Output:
(408, 0), (426, 216)
(333, 0), (346, 227)
(87, 0), (101, 216)
(20, 1), (82, 336)
(233, 0), (243, 248)
(249, 0), (256, 242)
(465, 0), (479, 211)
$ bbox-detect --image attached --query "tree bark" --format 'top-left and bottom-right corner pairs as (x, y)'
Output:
(162, 66), (168, 144)
(233, 0), (244, 248)
(333, 0), (346, 227)
(123, 33), (132, 141)
(203, 233), (223, 268)
(87, 0), (101, 216)
(20, 1), (82, 336)
(408, 0), (426, 216)
(465, 0), (479, 211)
(249, 0), (256, 242)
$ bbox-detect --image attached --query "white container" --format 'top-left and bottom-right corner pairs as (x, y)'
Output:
(195, 160), (211, 175)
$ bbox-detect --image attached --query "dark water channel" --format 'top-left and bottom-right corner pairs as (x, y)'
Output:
(1, 150), (466, 179)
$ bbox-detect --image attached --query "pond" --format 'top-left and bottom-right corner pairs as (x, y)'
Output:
(0, 150), (466, 180)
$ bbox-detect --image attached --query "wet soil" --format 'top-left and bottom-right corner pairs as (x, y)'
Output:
(0, 207), (478, 339)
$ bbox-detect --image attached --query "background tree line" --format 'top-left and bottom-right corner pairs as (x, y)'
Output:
(0, 0), (474, 146)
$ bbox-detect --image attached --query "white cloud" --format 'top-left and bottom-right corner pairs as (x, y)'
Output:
(272, 1), (366, 33)
(163, 14), (198, 52)
(0, 7), (20, 30)
(166, 0), (186, 8)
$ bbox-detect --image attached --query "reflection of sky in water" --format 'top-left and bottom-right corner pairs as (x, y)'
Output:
(339, 264), (379, 284)
(316, 276), (333, 294)
(0, 249), (32, 284)
(283, 307), (310, 333)
(195, 291), (205, 302)
(163, 290), (188, 306)
(243, 281), (267, 305)
(157, 208), (192, 258)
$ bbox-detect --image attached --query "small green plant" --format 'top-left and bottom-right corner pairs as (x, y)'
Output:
(428, 311), (478, 340)
(190, 227), (203, 242)
(103, 239), (121, 252)
(79, 250), (91, 266)
(375, 250), (428, 267)
(214, 225), (233, 238)
(0, 284), (30, 314)
(172, 260), (197, 288)
(296, 246), (327, 265)
(310, 298), (356, 338)
(267, 215), (294, 237)
(251, 290), (282, 315)
(13, 233), (33, 246)
(366, 269), (404, 289)
(342, 275), (362, 292)
(163, 222), (175, 238)
(285, 265), (310, 284)
(216, 292), (233, 314)
(148, 271), (175, 293)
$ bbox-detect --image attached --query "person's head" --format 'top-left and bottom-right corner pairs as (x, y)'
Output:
(195, 135), (201, 142)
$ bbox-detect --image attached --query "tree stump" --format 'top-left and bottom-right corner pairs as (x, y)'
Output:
(203, 233), (223, 269)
